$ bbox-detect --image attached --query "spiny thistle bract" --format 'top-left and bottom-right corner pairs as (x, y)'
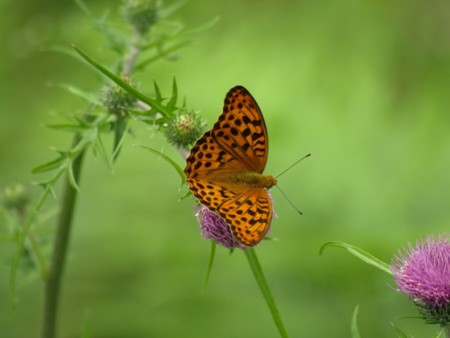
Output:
(164, 110), (206, 149)
(122, 0), (160, 34)
(102, 78), (138, 116)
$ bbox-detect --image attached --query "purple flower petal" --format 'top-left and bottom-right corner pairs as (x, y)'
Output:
(391, 234), (450, 324)
(196, 205), (245, 249)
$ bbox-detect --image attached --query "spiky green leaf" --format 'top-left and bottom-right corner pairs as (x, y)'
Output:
(73, 45), (169, 118)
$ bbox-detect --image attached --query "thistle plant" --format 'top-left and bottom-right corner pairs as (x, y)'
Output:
(321, 234), (450, 337)
(0, 1), (292, 338)
(392, 235), (450, 330)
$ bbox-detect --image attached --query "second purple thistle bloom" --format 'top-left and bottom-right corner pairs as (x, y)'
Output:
(391, 234), (450, 324)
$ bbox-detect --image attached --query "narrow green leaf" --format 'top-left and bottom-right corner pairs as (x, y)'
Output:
(153, 80), (162, 101)
(390, 322), (409, 338)
(183, 16), (220, 35)
(51, 83), (102, 105)
(320, 241), (392, 275)
(167, 77), (178, 111)
(73, 0), (125, 53)
(245, 248), (289, 338)
(136, 145), (185, 184)
(127, 108), (165, 123)
(179, 189), (192, 201)
(45, 45), (86, 62)
(67, 161), (80, 192)
(140, 16), (218, 52)
(92, 134), (112, 172)
(10, 174), (62, 305)
(159, 0), (188, 19)
(32, 156), (65, 174)
(136, 40), (191, 71)
(202, 241), (216, 293)
(351, 306), (361, 338)
(73, 45), (169, 118)
(112, 118), (129, 162)
(46, 124), (88, 133)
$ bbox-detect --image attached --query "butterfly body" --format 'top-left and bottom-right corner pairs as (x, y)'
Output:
(185, 86), (274, 247)
(213, 172), (276, 189)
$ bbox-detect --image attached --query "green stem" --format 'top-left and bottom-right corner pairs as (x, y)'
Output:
(443, 324), (450, 338)
(244, 248), (289, 338)
(40, 139), (86, 338)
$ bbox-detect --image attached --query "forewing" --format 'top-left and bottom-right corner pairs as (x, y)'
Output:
(185, 130), (247, 181)
(211, 86), (269, 173)
(217, 188), (273, 247)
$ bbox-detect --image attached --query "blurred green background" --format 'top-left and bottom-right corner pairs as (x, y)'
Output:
(1, 0), (449, 337)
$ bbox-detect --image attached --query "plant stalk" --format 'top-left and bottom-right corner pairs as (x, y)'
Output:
(245, 248), (289, 338)
(40, 139), (86, 338)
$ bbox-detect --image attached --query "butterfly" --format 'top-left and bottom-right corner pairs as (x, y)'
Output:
(184, 86), (277, 247)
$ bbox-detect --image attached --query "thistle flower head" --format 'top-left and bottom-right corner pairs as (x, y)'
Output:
(122, 0), (160, 34)
(164, 110), (206, 149)
(196, 205), (246, 250)
(102, 78), (137, 116)
(391, 234), (450, 325)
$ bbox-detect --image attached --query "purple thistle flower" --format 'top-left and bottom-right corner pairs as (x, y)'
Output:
(194, 192), (275, 249)
(196, 205), (247, 250)
(391, 234), (450, 325)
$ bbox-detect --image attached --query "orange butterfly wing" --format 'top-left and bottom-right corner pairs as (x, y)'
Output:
(185, 86), (273, 247)
(211, 86), (268, 173)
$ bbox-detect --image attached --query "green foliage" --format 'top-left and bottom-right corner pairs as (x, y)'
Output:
(391, 322), (410, 338)
(351, 306), (361, 338)
(320, 241), (392, 275)
(137, 145), (185, 184)
(3, 0), (212, 326)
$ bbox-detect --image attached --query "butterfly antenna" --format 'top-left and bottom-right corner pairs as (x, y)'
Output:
(275, 185), (303, 216)
(275, 153), (311, 179)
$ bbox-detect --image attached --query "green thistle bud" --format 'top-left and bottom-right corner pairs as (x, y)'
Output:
(122, 0), (160, 34)
(2, 183), (29, 212)
(102, 78), (137, 116)
(164, 111), (206, 149)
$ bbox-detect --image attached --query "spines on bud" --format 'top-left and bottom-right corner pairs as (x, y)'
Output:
(122, 0), (160, 35)
(102, 77), (138, 116)
(164, 110), (206, 150)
